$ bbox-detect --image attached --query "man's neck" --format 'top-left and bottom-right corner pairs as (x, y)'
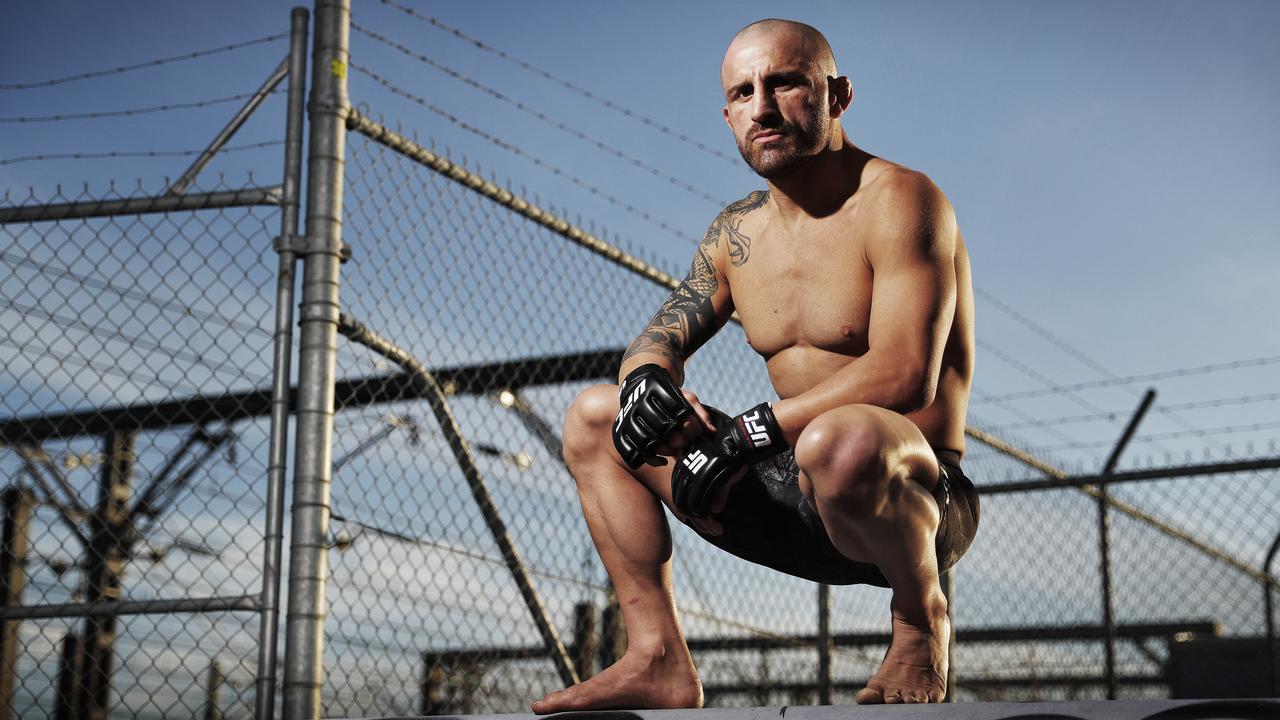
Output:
(765, 133), (871, 221)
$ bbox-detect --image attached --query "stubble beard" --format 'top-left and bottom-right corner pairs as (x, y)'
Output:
(736, 109), (829, 180)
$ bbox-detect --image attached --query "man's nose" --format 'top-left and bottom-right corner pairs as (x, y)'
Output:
(749, 87), (779, 125)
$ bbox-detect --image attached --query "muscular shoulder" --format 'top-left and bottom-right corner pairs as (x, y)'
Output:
(701, 189), (771, 268)
(858, 166), (957, 262)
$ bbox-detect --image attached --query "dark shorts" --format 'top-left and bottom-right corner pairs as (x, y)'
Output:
(679, 406), (981, 587)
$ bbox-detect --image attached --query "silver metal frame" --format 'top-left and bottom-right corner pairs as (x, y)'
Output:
(282, 1), (350, 716)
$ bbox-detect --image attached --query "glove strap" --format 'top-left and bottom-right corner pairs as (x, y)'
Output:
(731, 402), (789, 463)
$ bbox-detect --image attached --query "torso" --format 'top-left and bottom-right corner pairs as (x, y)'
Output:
(724, 158), (975, 455)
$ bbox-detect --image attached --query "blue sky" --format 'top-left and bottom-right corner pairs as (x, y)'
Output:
(2, 2), (1278, 712)
(2, 0), (1277, 497)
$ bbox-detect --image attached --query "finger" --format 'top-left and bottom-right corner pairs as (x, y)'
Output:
(685, 398), (717, 433)
(686, 410), (720, 437)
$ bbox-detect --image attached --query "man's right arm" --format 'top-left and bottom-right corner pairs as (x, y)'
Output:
(618, 197), (749, 385)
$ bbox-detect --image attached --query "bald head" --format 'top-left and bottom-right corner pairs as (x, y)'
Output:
(723, 19), (836, 85)
(719, 19), (850, 180)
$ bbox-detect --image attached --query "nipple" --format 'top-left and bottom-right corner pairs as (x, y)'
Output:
(839, 325), (858, 338)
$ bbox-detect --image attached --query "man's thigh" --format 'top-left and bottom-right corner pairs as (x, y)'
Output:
(663, 404), (895, 586)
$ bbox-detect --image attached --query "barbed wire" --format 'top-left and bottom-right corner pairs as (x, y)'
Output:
(1, 298), (263, 386)
(0, 251), (271, 339)
(0, 139), (284, 167)
(0, 89), (284, 124)
(972, 286), (1230, 445)
(375, 0), (739, 166)
(1027, 419), (1280, 453)
(348, 63), (700, 243)
(982, 392), (1280, 434)
(973, 354), (1280, 403)
(0, 32), (288, 90)
(0, 336), (204, 399)
(352, 22), (725, 208)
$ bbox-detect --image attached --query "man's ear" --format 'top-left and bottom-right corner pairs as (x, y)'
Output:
(828, 75), (853, 117)
(723, 104), (732, 129)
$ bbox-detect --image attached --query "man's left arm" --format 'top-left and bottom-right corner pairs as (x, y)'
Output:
(770, 170), (958, 444)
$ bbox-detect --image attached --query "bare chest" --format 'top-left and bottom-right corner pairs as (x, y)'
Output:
(725, 218), (873, 360)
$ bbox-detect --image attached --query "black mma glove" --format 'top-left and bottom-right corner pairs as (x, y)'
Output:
(612, 364), (694, 469)
(672, 402), (789, 518)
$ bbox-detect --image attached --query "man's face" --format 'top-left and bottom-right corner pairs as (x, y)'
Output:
(721, 31), (831, 179)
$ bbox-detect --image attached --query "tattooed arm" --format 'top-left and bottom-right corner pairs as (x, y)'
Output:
(618, 191), (768, 385)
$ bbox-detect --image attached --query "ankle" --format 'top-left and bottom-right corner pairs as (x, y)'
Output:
(890, 586), (948, 624)
(624, 635), (689, 664)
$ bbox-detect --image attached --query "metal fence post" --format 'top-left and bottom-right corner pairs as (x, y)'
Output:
(1265, 531), (1280, 696)
(1098, 389), (1155, 699)
(0, 487), (33, 720)
(78, 429), (138, 720)
(257, 7), (309, 720)
(816, 583), (831, 705)
(282, 0), (349, 717)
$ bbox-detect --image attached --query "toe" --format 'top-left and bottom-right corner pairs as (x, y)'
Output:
(854, 686), (884, 704)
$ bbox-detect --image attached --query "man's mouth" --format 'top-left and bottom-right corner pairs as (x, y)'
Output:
(752, 130), (784, 144)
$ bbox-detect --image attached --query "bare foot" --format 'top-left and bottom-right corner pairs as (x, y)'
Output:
(531, 647), (703, 714)
(855, 595), (949, 704)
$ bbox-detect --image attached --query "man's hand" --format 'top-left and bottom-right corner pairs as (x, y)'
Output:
(612, 364), (697, 469)
(672, 402), (789, 517)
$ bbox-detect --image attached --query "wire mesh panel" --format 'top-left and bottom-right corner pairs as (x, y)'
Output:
(325, 128), (908, 716)
(330, 116), (1280, 713)
(0, 179), (280, 719)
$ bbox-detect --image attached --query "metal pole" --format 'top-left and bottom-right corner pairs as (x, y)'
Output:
(78, 429), (137, 720)
(336, 313), (581, 687)
(0, 186), (282, 224)
(1265, 529), (1280, 696)
(1097, 389), (1156, 700)
(0, 487), (33, 720)
(282, 0), (348, 716)
(816, 583), (831, 705)
(167, 58), (290, 196)
(257, 8), (308, 720)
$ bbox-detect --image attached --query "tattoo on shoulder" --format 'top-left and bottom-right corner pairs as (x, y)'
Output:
(622, 247), (719, 364)
(700, 190), (768, 266)
(622, 191), (767, 364)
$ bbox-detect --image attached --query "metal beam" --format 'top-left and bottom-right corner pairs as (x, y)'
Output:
(166, 58), (290, 195)
(0, 594), (259, 621)
(0, 186), (281, 224)
(0, 348), (623, 444)
(339, 313), (580, 689)
(420, 620), (1218, 664)
(967, 425), (1277, 585)
(982, 456), (1280, 494)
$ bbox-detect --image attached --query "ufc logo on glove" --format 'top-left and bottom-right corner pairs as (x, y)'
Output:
(682, 449), (709, 474)
(739, 410), (773, 448)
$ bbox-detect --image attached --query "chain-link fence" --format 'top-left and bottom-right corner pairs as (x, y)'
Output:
(2, 2), (1278, 718)
(0, 179), (284, 718)
(326, 109), (1280, 715)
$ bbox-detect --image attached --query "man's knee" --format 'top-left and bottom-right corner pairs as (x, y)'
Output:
(562, 383), (620, 464)
(795, 407), (888, 509)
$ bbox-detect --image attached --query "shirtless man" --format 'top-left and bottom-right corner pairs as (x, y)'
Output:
(533, 18), (978, 710)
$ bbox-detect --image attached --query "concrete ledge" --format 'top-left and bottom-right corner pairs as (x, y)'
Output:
(335, 699), (1279, 720)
